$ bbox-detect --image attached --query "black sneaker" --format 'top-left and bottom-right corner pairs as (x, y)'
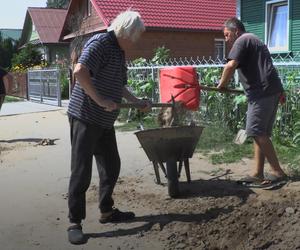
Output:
(99, 208), (135, 224)
(67, 224), (86, 245)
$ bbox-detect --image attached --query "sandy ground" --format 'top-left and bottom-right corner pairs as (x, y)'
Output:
(0, 109), (300, 250)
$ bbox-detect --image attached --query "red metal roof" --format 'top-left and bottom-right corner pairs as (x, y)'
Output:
(28, 8), (67, 43)
(91, 0), (236, 31)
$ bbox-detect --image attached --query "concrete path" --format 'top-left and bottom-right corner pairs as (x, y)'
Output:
(0, 100), (69, 116)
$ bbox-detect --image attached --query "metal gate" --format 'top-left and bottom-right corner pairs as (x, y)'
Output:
(27, 68), (62, 106)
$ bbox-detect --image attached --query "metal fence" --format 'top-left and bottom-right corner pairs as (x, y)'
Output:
(27, 68), (62, 106)
(127, 55), (300, 94)
(127, 55), (300, 135)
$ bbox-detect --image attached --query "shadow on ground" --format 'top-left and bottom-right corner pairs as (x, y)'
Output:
(83, 178), (255, 243)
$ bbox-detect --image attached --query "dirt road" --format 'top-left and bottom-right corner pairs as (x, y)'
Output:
(0, 110), (299, 250)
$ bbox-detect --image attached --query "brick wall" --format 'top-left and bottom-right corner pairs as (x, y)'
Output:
(125, 30), (225, 60)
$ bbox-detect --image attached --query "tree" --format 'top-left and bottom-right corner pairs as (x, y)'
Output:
(11, 44), (43, 71)
(0, 32), (18, 69)
(46, 0), (70, 9)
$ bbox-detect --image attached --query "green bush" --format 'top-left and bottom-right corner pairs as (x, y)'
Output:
(60, 68), (69, 99)
(11, 44), (43, 71)
(197, 67), (247, 133)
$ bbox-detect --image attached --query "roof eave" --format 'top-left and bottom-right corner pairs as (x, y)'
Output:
(146, 26), (223, 32)
(62, 26), (107, 41)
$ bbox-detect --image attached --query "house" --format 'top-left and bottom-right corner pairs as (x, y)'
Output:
(60, 0), (236, 61)
(238, 0), (300, 55)
(19, 7), (69, 64)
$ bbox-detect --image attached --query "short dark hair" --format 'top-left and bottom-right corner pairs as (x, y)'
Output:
(224, 17), (246, 32)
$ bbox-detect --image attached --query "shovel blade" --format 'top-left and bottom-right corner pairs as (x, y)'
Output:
(234, 129), (247, 145)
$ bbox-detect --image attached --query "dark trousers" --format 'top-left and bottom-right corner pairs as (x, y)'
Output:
(68, 116), (120, 224)
(0, 94), (5, 110)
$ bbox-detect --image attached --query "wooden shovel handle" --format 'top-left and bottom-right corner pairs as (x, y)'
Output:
(174, 82), (243, 94)
(118, 102), (173, 109)
(200, 85), (244, 94)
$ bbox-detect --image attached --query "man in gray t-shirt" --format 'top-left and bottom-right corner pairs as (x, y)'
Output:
(217, 17), (287, 187)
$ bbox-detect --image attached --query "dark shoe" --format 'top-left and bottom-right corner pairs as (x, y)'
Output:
(99, 208), (135, 224)
(67, 224), (86, 245)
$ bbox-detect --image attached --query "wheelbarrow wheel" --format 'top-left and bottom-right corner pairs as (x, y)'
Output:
(166, 160), (180, 198)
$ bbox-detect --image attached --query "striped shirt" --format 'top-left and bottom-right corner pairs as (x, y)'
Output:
(67, 31), (127, 128)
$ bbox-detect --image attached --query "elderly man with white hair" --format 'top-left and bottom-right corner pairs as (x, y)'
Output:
(67, 10), (151, 244)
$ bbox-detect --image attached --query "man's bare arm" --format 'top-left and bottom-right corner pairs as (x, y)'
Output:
(218, 59), (238, 88)
(73, 63), (117, 111)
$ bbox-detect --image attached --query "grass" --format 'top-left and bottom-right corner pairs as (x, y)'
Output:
(4, 96), (24, 103)
(275, 144), (300, 175)
(115, 118), (158, 132)
(196, 121), (253, 164)
(209, 144), (253, 165)
(115, 111), (159, 132)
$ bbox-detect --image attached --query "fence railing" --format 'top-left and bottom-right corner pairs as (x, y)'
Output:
(127, 55), (300, 142)
(127, 56), (300, 99)
(27, 68), (62, 107)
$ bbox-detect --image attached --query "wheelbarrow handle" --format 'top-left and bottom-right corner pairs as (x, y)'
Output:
(118, 102), (173, 109)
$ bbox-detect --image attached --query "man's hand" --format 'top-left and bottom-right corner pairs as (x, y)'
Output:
(218, 59), (238, 90)
(137, 99), (152, 112)
(101, 99), (118, 112)
(216, 81), (228, 92)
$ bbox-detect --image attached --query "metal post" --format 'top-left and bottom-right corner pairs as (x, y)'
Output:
(56, 68), (62, 107)
(40, 71), (43, 103)
(151, 67), (155, 101)
(27, 70), (31, 101)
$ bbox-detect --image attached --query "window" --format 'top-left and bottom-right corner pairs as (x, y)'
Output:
(88, 0), (92, 16)
(266, 0), (288, 52)
(214, 39), (225, 59)
(85, 0), (92, 17)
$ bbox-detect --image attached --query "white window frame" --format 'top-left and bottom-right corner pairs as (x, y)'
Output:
(265, 0), (289, 53)
(84, 0), (92, 18)
(87, 0), (92, 17)
(236, 0), (241, 19)
(214, 39), (225, 59)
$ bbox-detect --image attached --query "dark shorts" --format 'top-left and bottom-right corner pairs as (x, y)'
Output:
(246, 93), (280, 137)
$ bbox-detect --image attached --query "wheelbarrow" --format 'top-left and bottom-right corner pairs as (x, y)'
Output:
(135, 125), (204, 198)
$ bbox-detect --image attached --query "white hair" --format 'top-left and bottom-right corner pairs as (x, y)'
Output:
(107, 10), (145, 42)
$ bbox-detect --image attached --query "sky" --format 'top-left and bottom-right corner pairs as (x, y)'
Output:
(0, 0), (47, 29)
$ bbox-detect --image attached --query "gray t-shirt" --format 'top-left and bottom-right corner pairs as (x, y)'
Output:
(228, 33), (283, 100)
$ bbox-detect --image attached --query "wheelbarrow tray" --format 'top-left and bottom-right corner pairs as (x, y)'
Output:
(135, 126), (204, 163)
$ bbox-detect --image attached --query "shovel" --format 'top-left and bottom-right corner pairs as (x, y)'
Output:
(199, 85), (247, 145)
(118, 102), (173, 109)
(233, 129), (248, 145)
(174, 83), (244, 95)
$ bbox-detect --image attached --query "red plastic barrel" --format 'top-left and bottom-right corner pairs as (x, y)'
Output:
(159, 66), (200, 110)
